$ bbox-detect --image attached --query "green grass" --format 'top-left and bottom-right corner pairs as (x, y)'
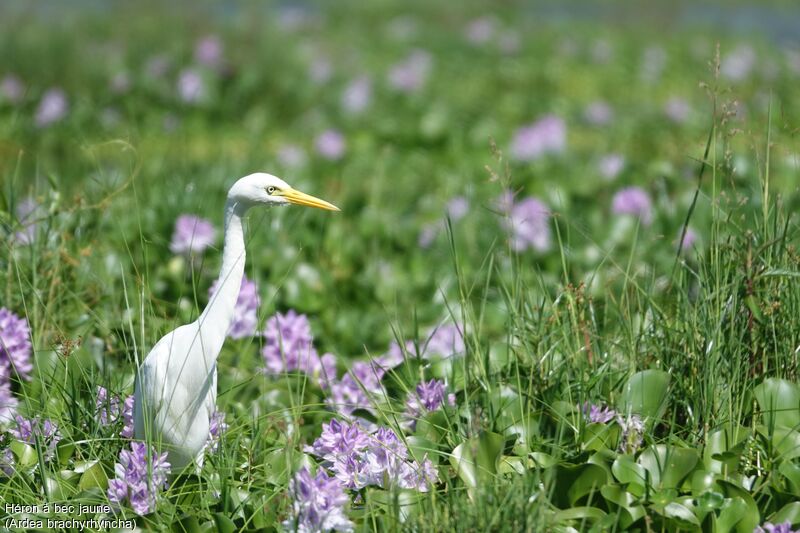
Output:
(2, 1), (800, 531)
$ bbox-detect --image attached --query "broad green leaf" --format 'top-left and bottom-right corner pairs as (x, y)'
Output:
(10, 441), (37, 468)
(600, 484), (646, 524)
(611, 454), (647, 497)
(714, 497), (747, 533)
(566, 463), (608, 506)
(529, 451), (558, 468)
(582, 422), (621, 452)
(717, 480), (760, 533)
(779, 461), (800, 496)
(553, 506), (607, 523)
(658, 502), (700, 526)
(769, 502), (800, 526)
(638, 445), (699, 490)
(704, 425), (749, 474)
(78, 462), (108, 491)
(770, 427), (800, 461)
(172, 515), (202, 533)
(449, 432), (504, 488)
(619, 369), (670, 421)
(754, 378), (800, 430)
(405, 436), (441, 464)
(691, 470), (717, 497)
(498, 455), (526, 475)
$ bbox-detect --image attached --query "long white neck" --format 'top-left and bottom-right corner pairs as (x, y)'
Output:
(197, 198), (249, 366)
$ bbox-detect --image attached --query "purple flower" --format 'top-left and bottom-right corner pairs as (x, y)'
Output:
(206, 410), (228, 453)
(664, 97), (691, 123)
(464, 16), (496, 45)
(309, 58), (333, 85)
(34, 88), (68, 127)
(510, 115), (566, 161)
(721, 45), (756, 81)
(0, 308), (32, 380)
(9, 415), (61, 460)
(110, 72), (131, 94)
(13, 197), (41, 245)
(177, 68), (207, 104)
(195, 35), (223, 68)
(584, 101), (613, 126)
(341, 76), (372, 115)
(144, 55), (171, 80)
(612, 187), (653, 226)
(0, 380), (18, 424)
(315, 130), (346, 161)
(406, 379), (455, 424)
(0, 448), (14, 476)
(376, 323), (465, 371)
(504, 197), (552, 252)
(617, 413), (645, 454)
(325, 362), (385, 416)
(277, 144), (307, 168)
(677, 227), (698, 253)
(447, 197), (469, 221)
(95, 387), (134, 438)
(1, 75), (24, 104)
(107, 441), (171, 515)
(754, 522), (799, 533)
(283, 467), (353, 533)
(262, 310), (333, 386)
(582, 402), (617, 424)
(169, 214), (216, 255)
(417, 223), (440, 249)
(598, 154), (625, 180)
(209, 275), (260, 339)
(387, 50), (432, 93)
(306, 419), (371, 462)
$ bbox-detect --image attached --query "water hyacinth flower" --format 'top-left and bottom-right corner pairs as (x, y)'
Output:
(209, 275), (260, 339)
(617, 413), (645, 454)
(0, 74), (24, 104)
(0, 308), (33, 380)
(0, 380), (18, 424)
(664, 97), (691, 123)
(34, 88), (68, 127)
(721, 45), (756, 81)
(95, 386), (134, 438)
(282, 467), (353, 533)
(107, 441), (171, 515)
(169, 214), (216, 255)
(9, 415), (61, 461)
(387, 49), (432, 93)
(754, 522), (799, 533)
(612, 187), (653, 226)
(0, 448), (14, 476)
(277, 144), (307, 168)
(177, 68), (207, 104)
(326, 361), (386, 416)
(582, 402), (617, 424)
(447, 197), (469, 221)
(405, 379), (455, 426)
(510, 115), (566, 161)
(206, 410), (227, 453)
(464, 16), (496, 45)
(676, 227), (698, 253)
(262, 310), (336, 385)
(315, 130), (346, 161)
(583, 101), (614, 126)
(504, 197), (552, 252)
(13, 197), (41, 245)
(598, 154), (625, 180)
(195, 35), (223, 68)
(341, 76), (372, 115)
(306, 420), (438, 492)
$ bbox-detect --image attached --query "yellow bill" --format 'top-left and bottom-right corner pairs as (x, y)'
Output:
(281, 188), (340, 211)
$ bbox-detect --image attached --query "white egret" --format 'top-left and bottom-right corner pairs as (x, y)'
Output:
(134, 173), (339, 469)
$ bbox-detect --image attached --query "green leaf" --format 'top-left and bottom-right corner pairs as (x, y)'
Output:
(691, 470), (717, 497)
(704, 425), (749, 474)
(212, 513), (237, 533)
(619, 369), (670, 421)
(566, 463), (609, 506)
(172, 515), (202, 533)
(638, 445), (699, 490)
(770, 427), (800, 461)
(769, 501), (800, 526)
(716, 481), (760, 533)
(714, 497), (747, 533)
(582, 422), (621, 452)
(529, 451), (558, 468)
(779, 461), (800, 496)
(600, 484), (646, 524)
(660, 502), (700, 526)
(754, 378), (800, 430)
(78, 462), (108, 491)
(10, 441), (37, 468)
(449, 432), (504, 488)
(611, 454), (647, 497)
(552, 506), (607, 523)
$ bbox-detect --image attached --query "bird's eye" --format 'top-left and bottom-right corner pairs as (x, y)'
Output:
(267, 186), (276, 195)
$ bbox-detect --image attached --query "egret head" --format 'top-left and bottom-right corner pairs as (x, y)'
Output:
(229, 172), (339, 211)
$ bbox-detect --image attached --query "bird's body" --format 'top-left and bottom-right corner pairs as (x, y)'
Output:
(134, 173), (338, 470)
